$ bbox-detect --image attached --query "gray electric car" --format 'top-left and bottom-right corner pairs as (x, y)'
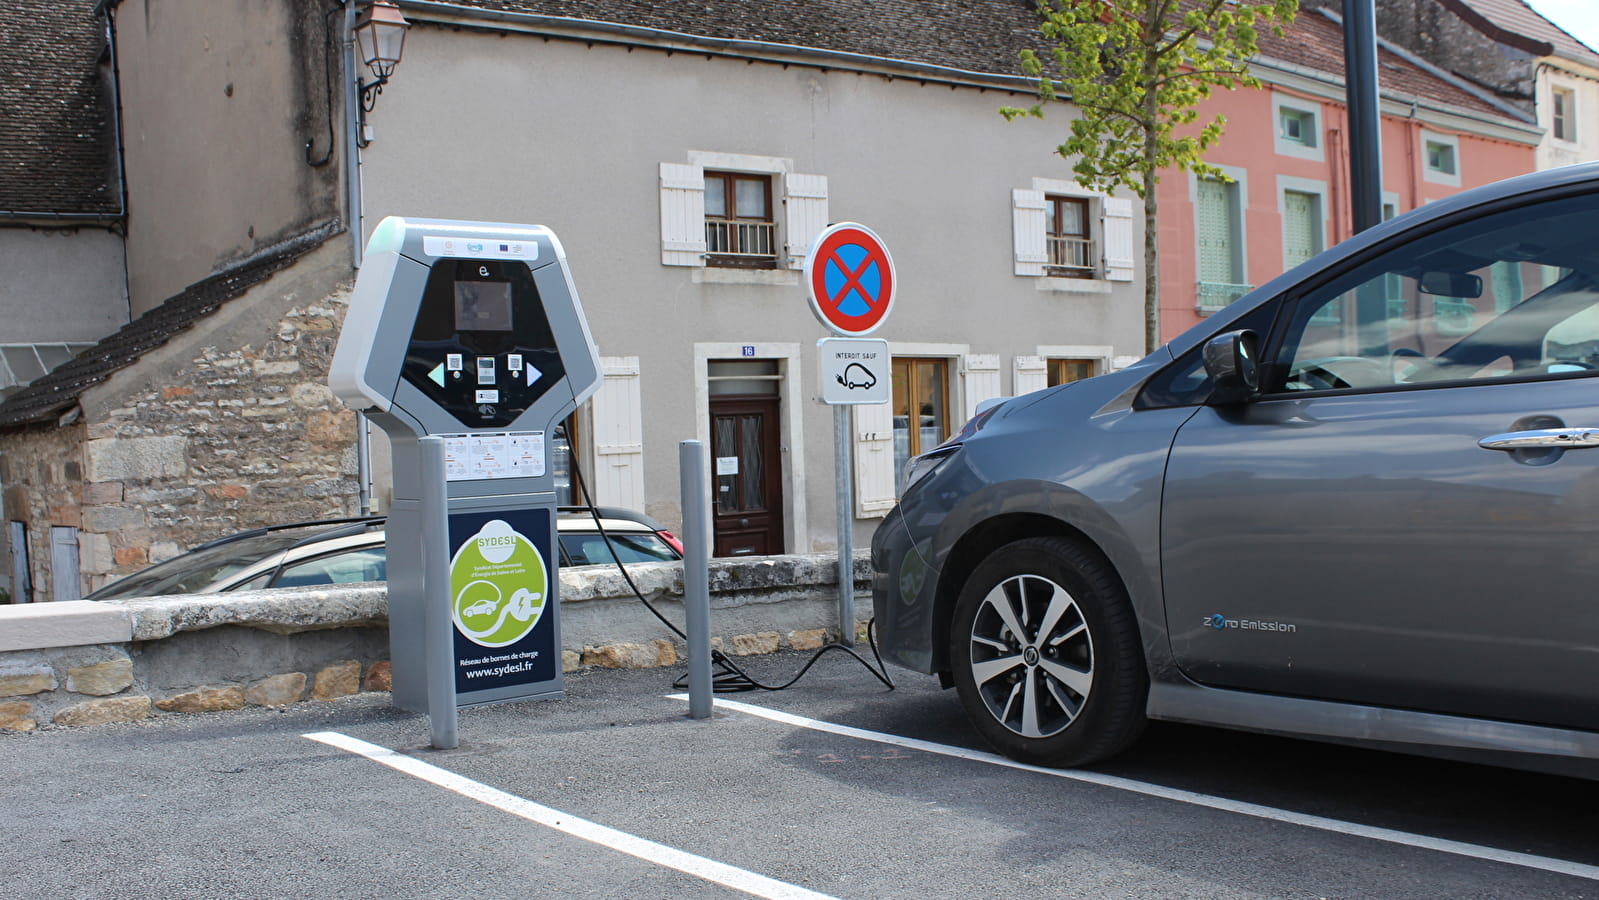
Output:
(872, 161), (1599, 777)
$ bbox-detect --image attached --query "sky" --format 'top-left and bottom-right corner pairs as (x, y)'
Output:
(1523, 0), (1599, 53)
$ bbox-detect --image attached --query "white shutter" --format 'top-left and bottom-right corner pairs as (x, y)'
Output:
(1013, 355), (1048, 396)
(1101, 196), (1136, 282)
(660, 163), (706, 267)
(852, 400), (896, 518)
(1012, 189), (1048, 276)
(589, 357), (646, 510)
(783, 173), (829, 270)
(961, 354), (1003, 420)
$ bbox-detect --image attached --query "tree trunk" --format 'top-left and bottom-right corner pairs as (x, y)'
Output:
(1142, 125), (1161, 355)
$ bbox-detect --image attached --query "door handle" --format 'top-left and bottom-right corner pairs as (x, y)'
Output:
(1478, 428), (1599, 451)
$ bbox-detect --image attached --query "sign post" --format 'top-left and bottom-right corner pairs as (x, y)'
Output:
(804, 224), (895, 645)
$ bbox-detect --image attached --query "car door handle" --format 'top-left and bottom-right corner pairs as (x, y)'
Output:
(1478, 428), (1599, 450)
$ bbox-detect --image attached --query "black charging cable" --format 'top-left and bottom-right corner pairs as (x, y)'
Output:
(566, 447), (893, 693)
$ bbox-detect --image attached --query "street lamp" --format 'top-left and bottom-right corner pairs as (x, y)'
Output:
(354, 0), (409, 135)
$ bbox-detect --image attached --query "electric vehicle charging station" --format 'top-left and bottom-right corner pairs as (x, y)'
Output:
(330, 217), (602, 740)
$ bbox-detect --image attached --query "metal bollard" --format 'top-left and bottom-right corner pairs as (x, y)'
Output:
(679, 441), (713, 719)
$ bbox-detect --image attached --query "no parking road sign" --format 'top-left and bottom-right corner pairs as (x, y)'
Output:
(805, 222), (895, 336)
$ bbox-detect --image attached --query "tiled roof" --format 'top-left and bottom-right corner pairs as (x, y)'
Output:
(1458, 0), (1599, 68)
(438, 0), (1526, 123)
(0, 0), (120, 218)
(0, 224), (339, 430)
(433, 0), (1046, 77)
(1259, 8), (1523, 121)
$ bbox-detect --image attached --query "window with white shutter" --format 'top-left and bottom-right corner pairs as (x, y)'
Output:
(588, 357), (646, 510)
(1018, 179), (1136, 285)
(663, 157), (827, 272)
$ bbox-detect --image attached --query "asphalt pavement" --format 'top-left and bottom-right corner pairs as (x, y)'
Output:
(4, 649), (1598, 899)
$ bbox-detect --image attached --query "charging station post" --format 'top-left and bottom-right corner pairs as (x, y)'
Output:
(419, 436), (458, 748)
(330, 217), (603, 746)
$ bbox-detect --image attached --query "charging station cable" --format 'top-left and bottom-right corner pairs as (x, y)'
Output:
(567, 451), (893, 693)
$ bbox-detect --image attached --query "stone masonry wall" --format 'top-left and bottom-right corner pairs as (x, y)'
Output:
(77, 289), (360, 592)
(1, 241), (360, 599)
(0, 424), (91, 603)
(0, 554), (873, 732)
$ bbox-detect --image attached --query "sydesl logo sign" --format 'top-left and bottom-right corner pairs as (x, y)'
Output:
(450, 519), (548, 648)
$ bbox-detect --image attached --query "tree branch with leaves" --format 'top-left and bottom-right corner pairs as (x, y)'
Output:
(1004, 0), (1297, 354)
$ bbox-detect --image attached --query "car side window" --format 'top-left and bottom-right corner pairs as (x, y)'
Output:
(559, 534), (676, 567)
(1266, 191), (1599, 394)
(270, 548), (388, 588)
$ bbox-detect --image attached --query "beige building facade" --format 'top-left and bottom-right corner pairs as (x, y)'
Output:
(2, 0), (1146, 600)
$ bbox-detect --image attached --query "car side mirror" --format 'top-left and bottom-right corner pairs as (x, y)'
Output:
(1203, 330), (1260, 405)
(1418, 270), (1484, 299)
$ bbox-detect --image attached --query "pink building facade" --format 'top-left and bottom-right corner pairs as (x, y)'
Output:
(1155, 9), (1542, 343)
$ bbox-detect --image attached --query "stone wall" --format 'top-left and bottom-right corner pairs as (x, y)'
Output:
(1, 423), (89, 603)
(0, 553), (873, 732)
(0, 238), (360, 599)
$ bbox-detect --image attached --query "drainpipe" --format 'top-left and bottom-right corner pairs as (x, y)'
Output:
(340, 1), (372, 514)
(342, 0), (364, 269)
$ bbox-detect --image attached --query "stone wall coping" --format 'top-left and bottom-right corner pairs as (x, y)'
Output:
(114, 585), (390, 641)
(0, 600), (134, 652)
(5, 551), (871, 651)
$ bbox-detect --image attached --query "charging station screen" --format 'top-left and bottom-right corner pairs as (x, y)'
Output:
(402, 258), (567, 428)
(455, 282), (514, 332)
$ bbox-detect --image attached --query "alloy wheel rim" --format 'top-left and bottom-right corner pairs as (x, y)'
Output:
(968, 573), (1094, 738)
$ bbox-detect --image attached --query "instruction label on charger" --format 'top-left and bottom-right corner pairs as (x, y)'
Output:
(443, 432), (546, 481)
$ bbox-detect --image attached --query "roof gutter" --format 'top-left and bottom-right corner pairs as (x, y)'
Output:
(395, 0), (1040, 92)
(0, 211), (123, 226)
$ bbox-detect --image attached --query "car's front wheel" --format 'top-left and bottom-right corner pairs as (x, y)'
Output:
(949, 537), (1147, 767)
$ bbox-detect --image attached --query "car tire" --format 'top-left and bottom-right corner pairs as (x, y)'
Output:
(949, 537), (1147, 767)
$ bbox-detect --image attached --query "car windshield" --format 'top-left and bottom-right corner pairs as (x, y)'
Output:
(83, 528), (327, 601)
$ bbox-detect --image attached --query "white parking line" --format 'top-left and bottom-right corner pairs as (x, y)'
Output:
(682, 696), (1599, 883)
(302, 731), (840, 900)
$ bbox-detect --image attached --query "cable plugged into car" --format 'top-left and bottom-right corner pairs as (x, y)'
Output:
(567, 451), (893, 694)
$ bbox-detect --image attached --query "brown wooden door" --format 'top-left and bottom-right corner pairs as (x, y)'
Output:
(709, 395), (784, 557)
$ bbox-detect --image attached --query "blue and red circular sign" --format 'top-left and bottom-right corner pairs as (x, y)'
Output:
(804, 223), (895, 336)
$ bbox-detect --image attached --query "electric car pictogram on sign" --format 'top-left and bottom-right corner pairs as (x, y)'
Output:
(805, 223), (896, 336)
